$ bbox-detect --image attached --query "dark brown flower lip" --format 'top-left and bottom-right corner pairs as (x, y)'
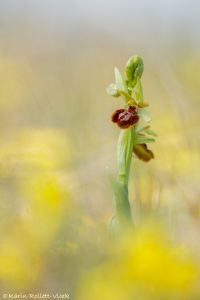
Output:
(133, 143), (154, 162)
(111, 106), (139, 129)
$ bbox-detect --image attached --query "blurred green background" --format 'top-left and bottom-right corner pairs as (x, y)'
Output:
(0, 0), (200, 297)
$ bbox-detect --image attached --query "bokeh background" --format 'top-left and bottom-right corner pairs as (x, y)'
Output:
(0, 0), (200, 298)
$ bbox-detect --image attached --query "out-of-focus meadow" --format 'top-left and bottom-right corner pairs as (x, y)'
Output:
(0, 0), (200, 298)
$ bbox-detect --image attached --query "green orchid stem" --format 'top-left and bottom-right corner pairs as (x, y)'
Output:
(114, 126), (136, 226)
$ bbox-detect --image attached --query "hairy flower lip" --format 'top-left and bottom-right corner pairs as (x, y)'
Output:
(111, 106), (139, 129)
(111, 109), (125, 123)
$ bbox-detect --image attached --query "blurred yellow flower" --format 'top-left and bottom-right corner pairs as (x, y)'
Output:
(0, 128), (72, 176)
(77, 224), (200, 300)
(0, 128), (72, 289)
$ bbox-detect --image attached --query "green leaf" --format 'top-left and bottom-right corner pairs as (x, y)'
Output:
(106, 83), (120, 97)
(109, 175), (132, 225)
(139, 108), (151, 122)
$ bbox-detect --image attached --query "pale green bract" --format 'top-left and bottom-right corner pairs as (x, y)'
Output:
(139, 108), (151, 122)
(145, 128), (158, 137)
(134, 77), (143, 102)
(135, 134), (155, 144)
(114, 67), (128, 94)
(117, 127), (135, 185)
